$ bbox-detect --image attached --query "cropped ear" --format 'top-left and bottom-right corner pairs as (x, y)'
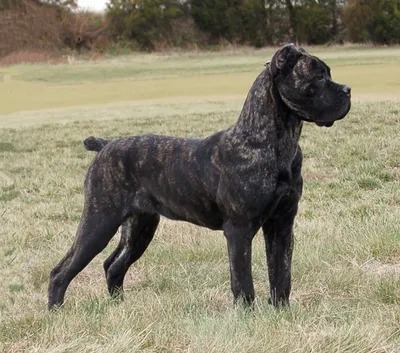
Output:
(270, 43), (302, 78)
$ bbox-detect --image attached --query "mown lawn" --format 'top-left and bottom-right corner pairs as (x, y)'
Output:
(0, 47), (399, 352)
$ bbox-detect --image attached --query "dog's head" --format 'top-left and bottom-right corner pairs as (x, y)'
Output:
(269, 44), (351, 127)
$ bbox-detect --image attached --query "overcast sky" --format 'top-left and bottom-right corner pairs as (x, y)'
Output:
(78, 0), (107, 12)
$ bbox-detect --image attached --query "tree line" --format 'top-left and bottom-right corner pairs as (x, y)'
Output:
(105, 0), (400, 50)
(1, 0), (400, 55)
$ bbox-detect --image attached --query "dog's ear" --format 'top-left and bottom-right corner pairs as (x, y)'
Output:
(270, 43), (302, 78)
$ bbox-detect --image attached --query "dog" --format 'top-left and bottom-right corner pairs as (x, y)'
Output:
(48, 44), (351, 310)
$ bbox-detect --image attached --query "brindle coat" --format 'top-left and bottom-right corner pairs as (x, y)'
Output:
(48, 44), (351, 310)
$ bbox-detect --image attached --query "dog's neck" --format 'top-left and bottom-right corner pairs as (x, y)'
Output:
(234, 67), (303, 145)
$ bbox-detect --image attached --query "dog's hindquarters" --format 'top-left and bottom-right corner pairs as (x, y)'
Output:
(48, 154), (132, 309)
(103, 212), (160, 297)
(48, 205), (124, 309)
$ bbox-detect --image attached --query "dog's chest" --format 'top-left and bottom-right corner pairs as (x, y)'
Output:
(276, 120), (302, 168)
(277, 139), (298, 168)
(275, 141), (299, 172)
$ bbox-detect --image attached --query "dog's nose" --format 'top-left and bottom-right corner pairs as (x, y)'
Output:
(343, 85), (351, 96)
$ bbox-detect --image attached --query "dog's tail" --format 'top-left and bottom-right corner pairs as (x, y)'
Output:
(83, 136), (110, 152)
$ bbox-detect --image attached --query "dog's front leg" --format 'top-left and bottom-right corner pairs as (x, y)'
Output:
(262, 205), (296, 307)
(262, 147), (303, 307)
(223, 221), (259, 306)
(262, 179), (302, 306)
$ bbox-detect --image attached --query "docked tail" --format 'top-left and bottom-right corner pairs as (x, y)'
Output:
(83, 136), (110, 152)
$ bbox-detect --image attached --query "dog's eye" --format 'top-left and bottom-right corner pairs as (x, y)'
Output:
(316, 74), (325, 82)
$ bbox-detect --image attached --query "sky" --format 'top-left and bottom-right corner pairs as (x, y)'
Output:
(77, 0), (107, 12)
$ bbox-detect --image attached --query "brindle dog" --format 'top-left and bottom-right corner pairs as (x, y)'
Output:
(48, 44), (351, 310)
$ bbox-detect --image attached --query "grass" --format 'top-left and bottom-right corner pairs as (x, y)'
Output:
(1, 46), (400, 116)
(0, 46), (399, 352)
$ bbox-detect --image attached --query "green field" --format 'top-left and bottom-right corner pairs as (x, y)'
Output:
(1, 47), (399, 352)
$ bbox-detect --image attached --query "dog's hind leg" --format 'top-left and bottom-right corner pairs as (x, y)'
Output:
(104, 212), (160, 298)
(48, 209), (123, 310)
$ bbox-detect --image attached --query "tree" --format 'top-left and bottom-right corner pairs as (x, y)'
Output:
(343, 0), (400, 43)
(106, 0), (185, 49)
(240, 0), (268, 47)
(283, 0), (297, 42)
(367, 0), (400, 44)
(343, 0), (373, 42)
(190, 0), (268, 46)
(40, 0), (77, 8)
(295, 0), (331, 44)
(1, 0), (76, 10)
(190, 0), (234, 42)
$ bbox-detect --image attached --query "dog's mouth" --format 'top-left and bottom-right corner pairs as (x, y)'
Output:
(314, 100), (351, 128)
(315, 121), (334, 127)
